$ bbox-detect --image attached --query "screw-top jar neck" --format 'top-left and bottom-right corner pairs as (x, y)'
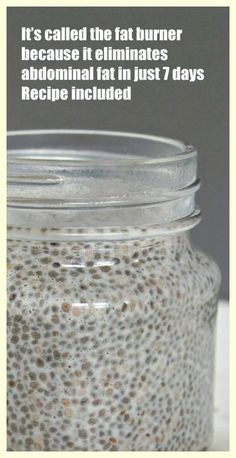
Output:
(7, 130), (201, 241)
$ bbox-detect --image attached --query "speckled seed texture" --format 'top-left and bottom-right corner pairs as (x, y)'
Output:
(7, 228), (220, 451)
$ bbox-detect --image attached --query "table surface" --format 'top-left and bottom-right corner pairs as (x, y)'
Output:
(209, 300), (229, 451)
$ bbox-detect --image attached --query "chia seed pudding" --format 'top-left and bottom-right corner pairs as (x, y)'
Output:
(7, 131), (221, 451)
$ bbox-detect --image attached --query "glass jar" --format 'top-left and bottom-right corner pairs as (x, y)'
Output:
(7, 130), (221, 451)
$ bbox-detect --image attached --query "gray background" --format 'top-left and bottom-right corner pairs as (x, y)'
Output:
(7, 7), (229, 298)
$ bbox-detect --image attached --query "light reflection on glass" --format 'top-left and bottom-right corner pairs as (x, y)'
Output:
(72, 301), (109, 310)
(61, 263), (85, 268)
(62, 260), (115, 268)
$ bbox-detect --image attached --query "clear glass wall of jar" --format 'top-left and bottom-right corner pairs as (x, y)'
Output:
(7, 131), (221, 451)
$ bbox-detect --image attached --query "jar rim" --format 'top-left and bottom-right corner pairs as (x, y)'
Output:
(7, 129), (200, 234)
(7, 129), (196, 167)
